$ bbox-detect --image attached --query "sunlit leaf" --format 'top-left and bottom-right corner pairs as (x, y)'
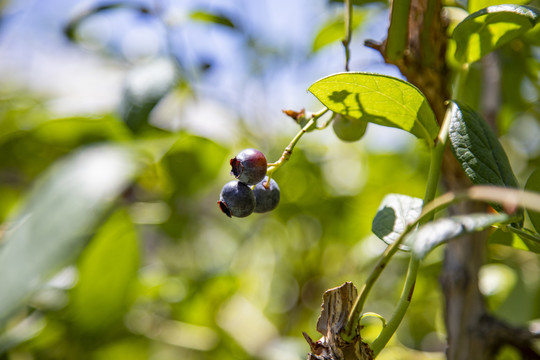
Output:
(190, 10), (237, 29)
(448, 101), (519, 214)
(0, 145), (139, 325)
(70, 209), (139, 332)
(411, 213), (510, 260)
(453, 4), (540, 64)
(468, 0), (530, 14)
(372, 194), (423, 250)
(312, 12), (365, 52)
(33, 116), (131, 146)
(119, 58), (180, 133)
(308, 73), (439, 145)
(525, 169), (540, 234)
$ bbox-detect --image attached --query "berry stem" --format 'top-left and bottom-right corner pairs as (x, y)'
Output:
(266, 108), (329, 179)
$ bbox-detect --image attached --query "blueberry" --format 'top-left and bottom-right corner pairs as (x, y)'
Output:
(332, 113), (368, 142)
(230, 149), (267, 185)
(218, 180), (256, 218)
(253, 177), (280, 213)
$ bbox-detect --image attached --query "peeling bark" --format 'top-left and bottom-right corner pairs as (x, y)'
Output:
(304, 282), (373, 360)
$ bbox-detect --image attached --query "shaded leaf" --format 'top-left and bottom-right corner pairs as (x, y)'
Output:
(312, 12), (365, 52)
(160, 135), (228, 197)
(190, 10), (237, 29)
(372, 194), (423, 250)
(525, 169), (540, 234)
(411, 213), (510, 260)
(0, 145), (139, 325)
(119, 58), (179, 133)
(448, 101), (519, 214)
(453, 4), (540, 64)
(70, 209), (139, 332)
(308, 73), (439, 145)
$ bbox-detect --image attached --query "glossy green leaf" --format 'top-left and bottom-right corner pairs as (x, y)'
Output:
(448, 101), (519, 213)
(308, 73), (439, 145)
(468, 0), (530, 14)
(411, 213), (510, 260)
(453, 5), (540, 64)
(119, 58), (179, 133)
(525, 169), (540, 234)
(70, 209), (139, 332)
(372, 194), (423, 250)
(190, 10), (237, 29)
(312, 12), (365, 52)
(0, 145), (139, 325)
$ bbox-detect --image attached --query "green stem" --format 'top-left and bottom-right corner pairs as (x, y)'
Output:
(453, 63), (470, 102)
(266, 108), (329, 178)
(371, 258), (419, 355)
(370, 106), (451, 357)
(342, 106), (452, 348)
(385, 0), (411, 61)
(343, 0), (353, 71)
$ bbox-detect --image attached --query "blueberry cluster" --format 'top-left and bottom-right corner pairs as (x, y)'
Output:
(218, 149), (280, 218)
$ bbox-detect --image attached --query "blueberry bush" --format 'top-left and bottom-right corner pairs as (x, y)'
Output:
(0, 1), (540, 360)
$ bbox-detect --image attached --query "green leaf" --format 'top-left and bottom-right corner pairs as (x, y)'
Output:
(411, 213), (510, 260)
(160, 135), (228, 197)
(70, 209), (139, 332)
(119, 58), (179, 133)
(190, 10), (237, 29)
(448, 101), (519, 213)
(525, 169), (540, 234)
(468, 0), (530, 14)
(312, 12), (365, 52)
(33, 116), (131, 146)
(372, 194), (423, 250)
(308, 73), (439, 145)
(490, 227), (540, 254)
(0, 145), (139, 325)
(453, 4), (540, 64)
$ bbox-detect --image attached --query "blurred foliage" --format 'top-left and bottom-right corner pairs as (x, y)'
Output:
(0, 1), (539, 360)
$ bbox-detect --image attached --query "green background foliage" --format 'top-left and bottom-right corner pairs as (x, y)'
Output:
(0, 0), (539, 359)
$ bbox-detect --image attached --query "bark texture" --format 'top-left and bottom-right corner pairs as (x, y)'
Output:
(304, 282), (373, 360)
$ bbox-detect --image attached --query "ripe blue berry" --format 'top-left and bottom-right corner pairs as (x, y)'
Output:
(230, 149), (267, 185)
(253, 176), (280, 213)
(332, 113), (368, 142)
(218, 180), (256, 218)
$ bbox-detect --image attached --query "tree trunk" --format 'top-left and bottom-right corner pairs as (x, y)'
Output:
(368, 1), (540, 358)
